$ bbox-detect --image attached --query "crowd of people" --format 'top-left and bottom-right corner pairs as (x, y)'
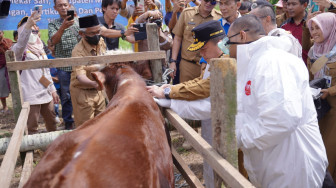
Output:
(0, 0), (336, 187)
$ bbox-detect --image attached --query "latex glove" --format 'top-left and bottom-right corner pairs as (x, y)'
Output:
(153, 97), (171, 108)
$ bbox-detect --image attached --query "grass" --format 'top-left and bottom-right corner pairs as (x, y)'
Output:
(3, 29), (132, 50)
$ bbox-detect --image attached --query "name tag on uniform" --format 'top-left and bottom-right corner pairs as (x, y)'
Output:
(188, 22), (196, 25)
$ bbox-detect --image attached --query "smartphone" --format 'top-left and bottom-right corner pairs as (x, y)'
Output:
(33, 5), (42, 18)
(133, 23), (147, 41)
(67, 10), (74, 20)
(309, 0), (319, 12)
(137, 0), (145, 13)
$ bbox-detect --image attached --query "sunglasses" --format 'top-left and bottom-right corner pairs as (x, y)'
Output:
(32, 30), (39, 34)
(204, 0), (217, 5)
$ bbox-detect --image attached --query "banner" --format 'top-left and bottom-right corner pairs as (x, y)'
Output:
(0, 0), (166, 30)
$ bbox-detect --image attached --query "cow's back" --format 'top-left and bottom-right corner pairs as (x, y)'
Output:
(24, 68), (174, 188)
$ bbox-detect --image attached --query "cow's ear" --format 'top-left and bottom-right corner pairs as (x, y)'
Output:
(91, 72), (105, 91)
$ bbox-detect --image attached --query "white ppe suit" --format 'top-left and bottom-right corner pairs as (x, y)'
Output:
(236, 36), (328, 188)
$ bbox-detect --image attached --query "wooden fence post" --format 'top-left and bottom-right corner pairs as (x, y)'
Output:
(5, 50), (23, 121)
(210, 58), (238, 187)
(0, 102), (30, 188)
(146, 23), (162, 83)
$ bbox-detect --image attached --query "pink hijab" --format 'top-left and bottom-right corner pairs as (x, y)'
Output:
(307, 12), (336, 59)
(17, 23), (45, 58)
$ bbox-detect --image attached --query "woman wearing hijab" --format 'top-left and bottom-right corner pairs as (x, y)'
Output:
(307, 12), (336, 182)
(0, 30), (12, 113)
(11, 12), (59, 134)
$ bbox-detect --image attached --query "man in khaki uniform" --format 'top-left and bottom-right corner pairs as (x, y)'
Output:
(169, 0), (222, 83)
(70, 15), (106, 127)
(147, 20), (226, 101)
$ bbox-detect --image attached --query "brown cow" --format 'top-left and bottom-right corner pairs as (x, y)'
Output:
(24, 65), (174, 188)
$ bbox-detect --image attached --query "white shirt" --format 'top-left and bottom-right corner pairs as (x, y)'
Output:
(236, 36), (327, 188)
(11, 28), (56, 105)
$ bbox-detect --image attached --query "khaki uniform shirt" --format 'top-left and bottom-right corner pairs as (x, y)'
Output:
(172, 6), (222, 63)
(170, 54), (228, 100)
(71, 38), (106, 89)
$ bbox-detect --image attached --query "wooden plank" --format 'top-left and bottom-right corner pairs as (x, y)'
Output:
(6, 51), (166, 71)
(18, 151), (33, 188)
(0, 102), (30, 188)
(6, 51), (23, 121)
(165, 109), (254, 188)
(146, 23), (163, 83)
(210, 58), (238, 187)
(172, 147), (204, 188)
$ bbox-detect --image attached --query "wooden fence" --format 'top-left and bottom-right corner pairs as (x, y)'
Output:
(0, 23), (254, 188)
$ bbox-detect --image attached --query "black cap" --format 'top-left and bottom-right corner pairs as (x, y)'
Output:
(79, 14), (100, 28)
(17, 16), (28, 28)
(187, 20), (224, 52)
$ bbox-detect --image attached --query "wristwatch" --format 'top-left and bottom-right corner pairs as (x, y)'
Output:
(121, 30), (126, 40)
(169, 59), (177, 63)
(164, 87), (171, 99)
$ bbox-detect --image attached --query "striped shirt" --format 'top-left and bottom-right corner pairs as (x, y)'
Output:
(48, 17), (80, 72)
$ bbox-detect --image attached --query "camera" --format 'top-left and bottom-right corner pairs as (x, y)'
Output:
(148, 17), (162, 27)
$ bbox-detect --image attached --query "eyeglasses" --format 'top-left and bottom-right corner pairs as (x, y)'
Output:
(204, 0), (217, 5)
(32, 30), (39, 34)
(226, 29), (251, 45)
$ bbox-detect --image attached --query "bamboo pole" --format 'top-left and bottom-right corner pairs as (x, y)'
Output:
(146, 23), (163, 83)
(0, 130), (71, 155)
(5, 50), (23, 121)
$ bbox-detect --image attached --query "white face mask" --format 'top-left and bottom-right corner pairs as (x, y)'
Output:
(28, 33), (38, 44)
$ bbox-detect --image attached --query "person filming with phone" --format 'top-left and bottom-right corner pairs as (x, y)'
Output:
(11, 12), (60, 134)
(99, 0), (138, 50)
(48, 0), (79, 129)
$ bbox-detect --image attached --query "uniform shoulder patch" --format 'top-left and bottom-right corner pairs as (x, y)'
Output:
(245, 80), (251, 96)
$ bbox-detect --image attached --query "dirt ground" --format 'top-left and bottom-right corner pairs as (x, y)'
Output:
(0, 95), (205, 187)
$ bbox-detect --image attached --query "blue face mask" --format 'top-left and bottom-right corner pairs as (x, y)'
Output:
(218, 36), (230, 55)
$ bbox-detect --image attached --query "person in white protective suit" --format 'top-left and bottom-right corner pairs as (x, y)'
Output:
(153, 20), (227, 188)
(228, 14), (331, 188)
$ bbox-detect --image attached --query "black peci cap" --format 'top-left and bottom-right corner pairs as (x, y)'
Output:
(79, 14), (100, 28)
(187, 20), (225, 52)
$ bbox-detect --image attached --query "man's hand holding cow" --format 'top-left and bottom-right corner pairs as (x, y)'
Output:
(147, 85), (165, 98)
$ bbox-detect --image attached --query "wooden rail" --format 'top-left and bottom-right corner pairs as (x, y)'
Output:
(6, 51), (166, 71)
(0, 102), (30, 188)
(165, 109), (254, 188)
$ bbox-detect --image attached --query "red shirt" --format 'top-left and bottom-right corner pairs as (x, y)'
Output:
(281, 17), (308, 64)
